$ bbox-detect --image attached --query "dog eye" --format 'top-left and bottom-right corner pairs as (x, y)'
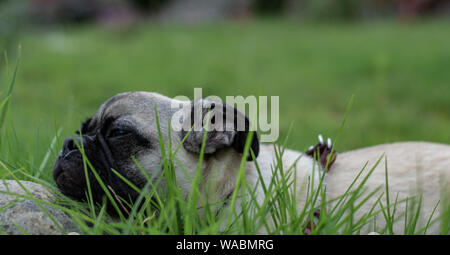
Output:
(108, 128), (131, 138)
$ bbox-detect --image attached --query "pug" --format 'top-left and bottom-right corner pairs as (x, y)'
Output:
(53, 91), (449, 234)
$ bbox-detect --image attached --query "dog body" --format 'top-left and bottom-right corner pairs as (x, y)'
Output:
(53, 92), (449, 234)
(254, 142), (449, 234)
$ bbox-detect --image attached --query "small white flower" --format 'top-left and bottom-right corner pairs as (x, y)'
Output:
(318, 134), (324, 144)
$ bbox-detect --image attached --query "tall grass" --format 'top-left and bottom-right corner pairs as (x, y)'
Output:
(0, 50), (448, 235)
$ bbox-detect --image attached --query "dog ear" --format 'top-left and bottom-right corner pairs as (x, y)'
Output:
(181, 99), (259, 161)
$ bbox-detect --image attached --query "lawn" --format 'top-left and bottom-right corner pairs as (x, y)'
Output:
(1, 18), (450, 185)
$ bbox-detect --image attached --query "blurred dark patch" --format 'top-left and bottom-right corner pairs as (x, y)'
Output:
(1, 0), (450, 50)
(29, 0), (146, 25)
(397, 0), (450, 19)
(253, 0), (286, 14)
(1, 0), (449, 28)
(30, 0), (102, 23)
(128, 0), (171, 12)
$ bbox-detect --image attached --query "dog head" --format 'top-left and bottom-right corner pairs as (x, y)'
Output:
(52, 92), (259, 214)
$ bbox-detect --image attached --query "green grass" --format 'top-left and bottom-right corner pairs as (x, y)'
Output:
(0, 19), (449, 234)
(3, 19), (450, 160)
(1, 98), (447, 234)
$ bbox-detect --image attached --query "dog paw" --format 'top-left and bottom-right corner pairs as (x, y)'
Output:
(305, 134), (337, 171)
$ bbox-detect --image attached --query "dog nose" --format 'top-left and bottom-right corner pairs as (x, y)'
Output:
(62, 137), (82, 156)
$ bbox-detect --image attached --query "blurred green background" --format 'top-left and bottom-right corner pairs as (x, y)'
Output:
(1, 0), (449, 179)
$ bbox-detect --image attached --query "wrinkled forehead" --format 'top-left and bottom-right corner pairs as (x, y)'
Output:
(87, 92), (182, 129)
(104, 91), (177, 118)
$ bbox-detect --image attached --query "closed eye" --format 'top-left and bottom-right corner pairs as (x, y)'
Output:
(108, 128), (132, 138)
